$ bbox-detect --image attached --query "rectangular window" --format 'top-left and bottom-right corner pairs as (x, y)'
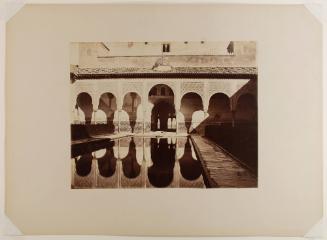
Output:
(162, 43), (170, 53)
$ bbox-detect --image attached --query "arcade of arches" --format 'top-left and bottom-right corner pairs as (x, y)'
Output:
(71, 79), (257, 136)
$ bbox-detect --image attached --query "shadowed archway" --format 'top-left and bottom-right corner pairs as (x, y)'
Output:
(236, 93), (257, 122)
(180, 92), (203, 133)
(122, 92), (141, 133)
(148, 84), (175, 131)
(76, 92), (93, 124)
(98, 92), (117, 132)
(208, 93), (231, 123)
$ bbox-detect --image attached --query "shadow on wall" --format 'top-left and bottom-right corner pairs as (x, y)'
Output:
(189, 92), (231, 134)
(198, 79), (258, 174)
(205, 123), (258, 174)
(191, 79), (257, 135)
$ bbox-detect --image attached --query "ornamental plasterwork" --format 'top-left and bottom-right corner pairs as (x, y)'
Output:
(122, 81), (144, 98)
(208, 81), (232, 98)
(146, 81), (176, 96)
(95, 81), (119, 98)
(181, 82), (204, 98)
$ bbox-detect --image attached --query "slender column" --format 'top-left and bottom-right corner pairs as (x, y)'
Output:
(117, 139), (121, 188)
(91, 158), (97, 188)
(203, 80), (210, 119)
(71, 88), (78, 123)
(175, 81), (181, 134)
(202, 108), (209, 136)
(72, 101), (78, 124)
(117, 159), (122, 188)
(90, 91), (101, 124)
(142, 82), (146, 134)
(93, 159), (98, 188)
(117, 81), (123, 133)
(142, 110), (145, 134)
(173, 159), (180, 188)
(168, 114), (172, 129)
(117, 109), (121, 133)
(89, 93), (95, 124)
(142, 138), (147, 188)
(92, 108), (98, 124)
(203, 105), (209, 119)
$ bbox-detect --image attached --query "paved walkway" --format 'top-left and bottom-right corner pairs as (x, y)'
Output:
(191, 135), (257, 188)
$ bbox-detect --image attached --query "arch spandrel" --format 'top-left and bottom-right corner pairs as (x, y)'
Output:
(146, 81), (176, 97)
(208, 81), (233, 99)
(122, 82), (144, 99)
(180, 82), (205, 99)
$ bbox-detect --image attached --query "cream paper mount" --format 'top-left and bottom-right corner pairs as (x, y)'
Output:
(0, 1), (326, 238)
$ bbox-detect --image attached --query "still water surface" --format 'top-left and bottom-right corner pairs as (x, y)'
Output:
(71, 137), (206, 188)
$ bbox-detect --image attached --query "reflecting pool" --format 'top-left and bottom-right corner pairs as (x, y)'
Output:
(71, 137), (206, 188)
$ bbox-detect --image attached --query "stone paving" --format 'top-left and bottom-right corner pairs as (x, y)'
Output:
(191, 135), (257, 188)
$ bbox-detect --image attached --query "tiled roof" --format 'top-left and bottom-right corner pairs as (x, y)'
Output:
(76, 67), (257, 75)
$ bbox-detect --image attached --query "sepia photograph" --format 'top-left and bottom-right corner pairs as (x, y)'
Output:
(70, 41), (258, 188)
(4, 3), (323, 236)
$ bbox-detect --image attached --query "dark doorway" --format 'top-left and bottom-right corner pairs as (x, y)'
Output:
(151, 101), (175, 131)
(148, 84), (175, 132)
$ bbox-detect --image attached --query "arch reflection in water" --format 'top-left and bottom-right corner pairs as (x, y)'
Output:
(72, 153), (95, 189)
(121, 138), (141, 179)
(178, 138), (202, 181)
(75, 153), (93, 177)
(71, 136), (206, 188)
(97, 146), (117, 178)
(148, 138), (176, 187)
